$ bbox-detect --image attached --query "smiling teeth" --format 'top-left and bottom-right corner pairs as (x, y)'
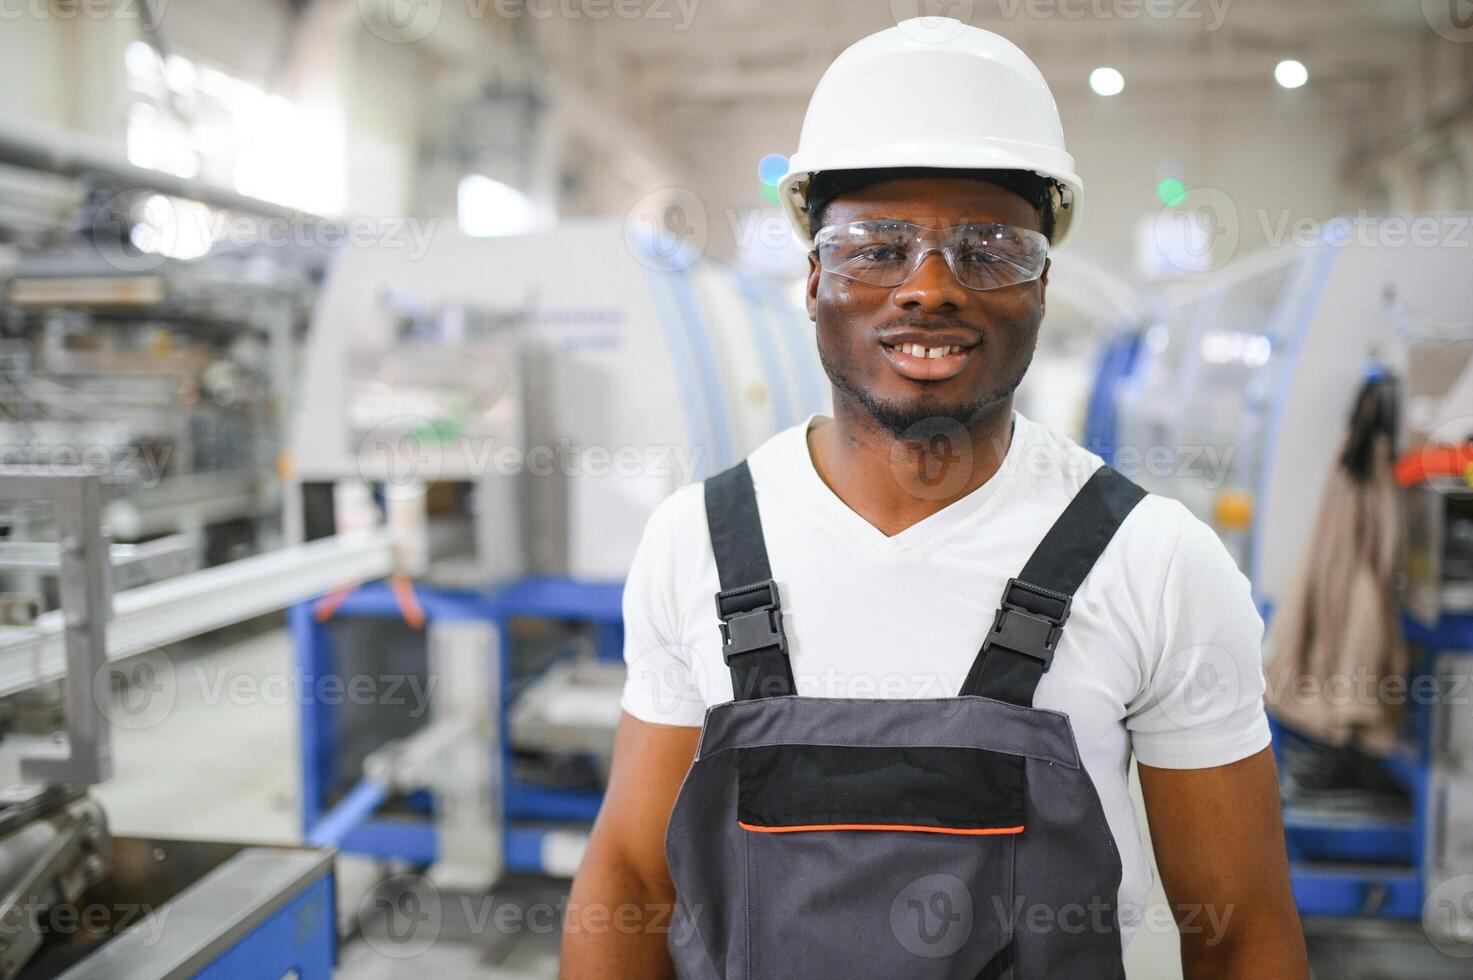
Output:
(897, 343), (963, 359)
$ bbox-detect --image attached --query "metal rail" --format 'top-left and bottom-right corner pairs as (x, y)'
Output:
(0, 117), (315, 223)
(0, 530), (393, 700)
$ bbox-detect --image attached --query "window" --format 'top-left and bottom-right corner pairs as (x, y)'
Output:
(124, 41), (345, 215)
(457, 174), (540, 237)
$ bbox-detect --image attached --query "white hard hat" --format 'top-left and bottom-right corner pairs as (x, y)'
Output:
(780, 18), (1081, 247)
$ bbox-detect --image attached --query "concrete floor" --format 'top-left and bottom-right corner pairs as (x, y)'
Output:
(9, 621), (1452, 978)
(80, 620), (575, 979)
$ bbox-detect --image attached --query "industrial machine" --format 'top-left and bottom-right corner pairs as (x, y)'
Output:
(1, 114), (831, 954)
(1015, 249), (1158, 442)
(1088, 215), (1473, 944)
(0, 121), (326, 584)
(289, 216), (828, 577)
(0, 211), (311, 570)
(1103, 244), (1310, 572)
(0, 186), (320, 850)
(0, 468), (382, 977)
(288, 218), (828, 899)
(1097, 220), (1473, 601)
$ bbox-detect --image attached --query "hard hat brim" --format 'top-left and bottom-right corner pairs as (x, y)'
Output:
(780, 142), (1082, 250)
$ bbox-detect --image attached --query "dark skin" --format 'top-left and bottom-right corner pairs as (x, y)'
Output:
(563, 176), (1308, 979)
(803, 177), (1045, 531)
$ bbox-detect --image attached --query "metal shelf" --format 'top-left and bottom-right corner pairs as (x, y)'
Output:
(296, 575), (623, 879)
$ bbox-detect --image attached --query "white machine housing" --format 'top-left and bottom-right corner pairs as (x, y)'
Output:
(290, 218), (829, 581)
(1111, 213), (1473, 609)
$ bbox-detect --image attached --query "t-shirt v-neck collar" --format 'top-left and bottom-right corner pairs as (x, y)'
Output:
(787, 412), (1025, 553)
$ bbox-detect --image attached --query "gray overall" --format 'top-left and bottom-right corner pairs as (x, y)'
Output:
(665, 461), (1147, 979)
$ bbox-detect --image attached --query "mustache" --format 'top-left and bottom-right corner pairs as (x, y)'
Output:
(874, 314), (986, 337)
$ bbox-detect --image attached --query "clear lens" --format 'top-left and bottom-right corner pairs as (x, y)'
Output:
(815, 220), (1048, 291)
(948, 224), (1048, 290)
(813, 221), (917, 286)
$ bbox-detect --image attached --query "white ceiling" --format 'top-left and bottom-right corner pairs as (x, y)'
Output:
(540, 0), (1433, 111)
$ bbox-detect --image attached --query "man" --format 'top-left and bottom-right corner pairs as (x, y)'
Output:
(564, 18), (1307, 979)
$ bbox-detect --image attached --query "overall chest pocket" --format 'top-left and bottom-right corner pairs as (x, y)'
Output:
(737, 744), (1023, 980)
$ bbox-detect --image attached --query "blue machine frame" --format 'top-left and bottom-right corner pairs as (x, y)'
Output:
(1082, 329), (1141, 466)
(293, 576), (623, 874)
(194, 873), (336, 979)
(1271, 615), (1466, 920)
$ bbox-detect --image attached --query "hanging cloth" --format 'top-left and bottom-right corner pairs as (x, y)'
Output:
(1266, 375), (1406, 756)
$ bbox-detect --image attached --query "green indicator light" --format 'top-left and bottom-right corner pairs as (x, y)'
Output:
(760, 182), (780, 204)
(1157, 177), (1186, 207)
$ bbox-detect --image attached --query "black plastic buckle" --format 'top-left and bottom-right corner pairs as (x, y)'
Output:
(716, 580), (787, 665)
(985, 578), (1072, 671)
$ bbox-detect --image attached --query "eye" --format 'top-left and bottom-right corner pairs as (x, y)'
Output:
(854, 242), (910, 263)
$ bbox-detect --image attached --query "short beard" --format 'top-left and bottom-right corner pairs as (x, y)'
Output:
(816, 337), (1030, 439)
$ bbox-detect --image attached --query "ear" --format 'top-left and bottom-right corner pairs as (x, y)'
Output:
(805, 252), (821, 322)
(1038, 256), (1050, 317)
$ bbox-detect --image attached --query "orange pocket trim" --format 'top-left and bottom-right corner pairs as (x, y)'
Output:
(737, 821), (1024, 836)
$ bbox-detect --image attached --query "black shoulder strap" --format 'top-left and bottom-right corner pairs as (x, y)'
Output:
(704, 460), (795, 700)
(960, 465), (1147, 706)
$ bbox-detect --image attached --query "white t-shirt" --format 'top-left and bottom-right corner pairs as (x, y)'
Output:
(620, 410), (1271, 950)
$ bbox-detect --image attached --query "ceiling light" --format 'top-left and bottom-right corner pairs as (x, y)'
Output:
(1089, 67), (1124, 97)
(1274, 59), (1308, 89)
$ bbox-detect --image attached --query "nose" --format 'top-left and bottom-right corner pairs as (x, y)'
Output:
(890, 248), (966, 312)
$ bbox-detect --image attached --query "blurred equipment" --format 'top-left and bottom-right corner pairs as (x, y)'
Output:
(1095, 217), (1473, 596)
(0, 121), (323, 571)
(1021, 251), (1156, 441)
(0, 469), (373, 977)
(1102, 245), (1305, 571)
(1399, 330), (1473, 622)
(23, 837), (334, 980)
(289, 217), (826, 579)
(290, 218), (827, 883)
(0, 788), (110, 977)
(1092, 218), (1473, 930)
(0, 221), (317, 776)
(778, 17), (1081, 247)
(0, 223), (309, 567)
(0, 790), (334, 980)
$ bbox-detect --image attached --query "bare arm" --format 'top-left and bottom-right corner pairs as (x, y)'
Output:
(1137, 747), (1308, 979)
(561, 712), (700, 980)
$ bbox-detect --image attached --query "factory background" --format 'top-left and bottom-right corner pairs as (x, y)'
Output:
(0, 0), (1468, 977)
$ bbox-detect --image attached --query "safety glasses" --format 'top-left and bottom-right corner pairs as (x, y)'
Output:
(813, 220), (1049, 291)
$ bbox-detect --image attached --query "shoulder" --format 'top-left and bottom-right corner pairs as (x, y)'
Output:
(635, 416), (810, 555)
(1007, 412), (1108, 499)
(633, 480), (709, 566)
(649, 478), (708, 527)
(1014, 414), (1210, 577)
(1107, 481), (1227, 593)
(744, 417), (814, 499)
(1122, 493), (1195, 561)
(621, 480), (709, 643)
